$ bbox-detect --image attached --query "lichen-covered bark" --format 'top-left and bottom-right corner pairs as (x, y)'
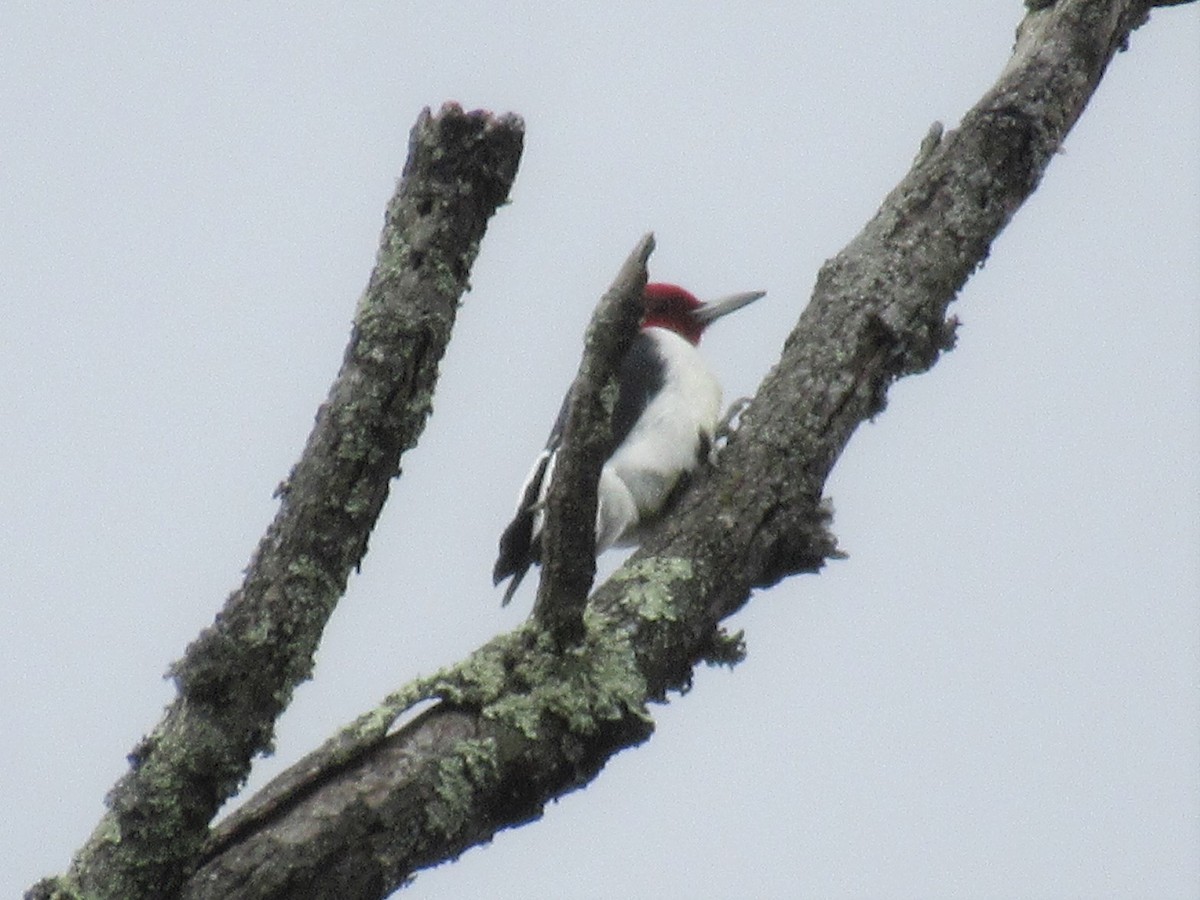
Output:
(606, 0), (1179, 698)
(28, 104), (523, 900)
(148, 3), (1193, 898)
(32, 0), (1195, 897)
(184, 622), (654, 899)
(147, 1), (1190, 900)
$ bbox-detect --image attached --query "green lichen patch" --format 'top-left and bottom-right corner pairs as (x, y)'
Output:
(431, 633), (515, 707)
(426, 737), (499, 838)
(25, 874), (85, 900)
(598, 375), (621, 417)
(410, 620), (653, 744)
(609, 556), (694, 623)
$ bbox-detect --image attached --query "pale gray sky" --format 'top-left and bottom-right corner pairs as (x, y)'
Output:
(3, 4), (1198, 898)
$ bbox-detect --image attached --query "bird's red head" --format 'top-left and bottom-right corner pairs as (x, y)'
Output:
(641, 282), (766, 345)
(641, 283), (706, 344)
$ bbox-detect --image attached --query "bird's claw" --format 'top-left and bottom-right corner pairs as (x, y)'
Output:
(715, 397), (752, 445)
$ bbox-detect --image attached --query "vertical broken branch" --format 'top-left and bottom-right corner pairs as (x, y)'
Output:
(532, 234), (653, 644)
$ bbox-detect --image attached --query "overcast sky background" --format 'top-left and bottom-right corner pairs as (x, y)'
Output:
(3, 4), (1198, 898)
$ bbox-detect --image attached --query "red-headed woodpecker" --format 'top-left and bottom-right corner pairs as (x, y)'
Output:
(494, 282), (765, 604)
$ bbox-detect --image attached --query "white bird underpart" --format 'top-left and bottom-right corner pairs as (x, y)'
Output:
(542, 327), (719, 552)
(494, 283), (764, 605)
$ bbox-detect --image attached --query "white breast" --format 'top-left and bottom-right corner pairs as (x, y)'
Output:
(601, 327), (721, 545)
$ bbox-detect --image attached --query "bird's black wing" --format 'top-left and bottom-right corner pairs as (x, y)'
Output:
(493, 393), (569, 604)
(493, 333), (664, 604)
(608, 331), (665, 453)
(493, 448), (551, 604)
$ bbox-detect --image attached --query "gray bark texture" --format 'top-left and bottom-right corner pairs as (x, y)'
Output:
(28, 103), (524, 900)
(27, 1), (1194, 898)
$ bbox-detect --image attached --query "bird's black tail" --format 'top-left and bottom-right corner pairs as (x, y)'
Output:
(494, 450), (552, 605)
(494, 507), (536, 606)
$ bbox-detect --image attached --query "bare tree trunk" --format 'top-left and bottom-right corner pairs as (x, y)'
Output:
(28, 1), (1194, 898)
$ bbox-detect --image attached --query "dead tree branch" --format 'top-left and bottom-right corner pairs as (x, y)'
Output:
(31, 104), (523, 900)
(30, 0), (1194, 897)
(533, 234), (654, 645)
(163, 3), (1189, 898)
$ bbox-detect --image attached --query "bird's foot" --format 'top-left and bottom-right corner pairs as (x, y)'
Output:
(715, 397), (752, 446)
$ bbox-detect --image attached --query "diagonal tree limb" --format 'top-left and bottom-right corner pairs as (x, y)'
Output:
(31, 104), (523, 900)
(64, 0), (1190, 896)
(533, 234), (654, 645)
